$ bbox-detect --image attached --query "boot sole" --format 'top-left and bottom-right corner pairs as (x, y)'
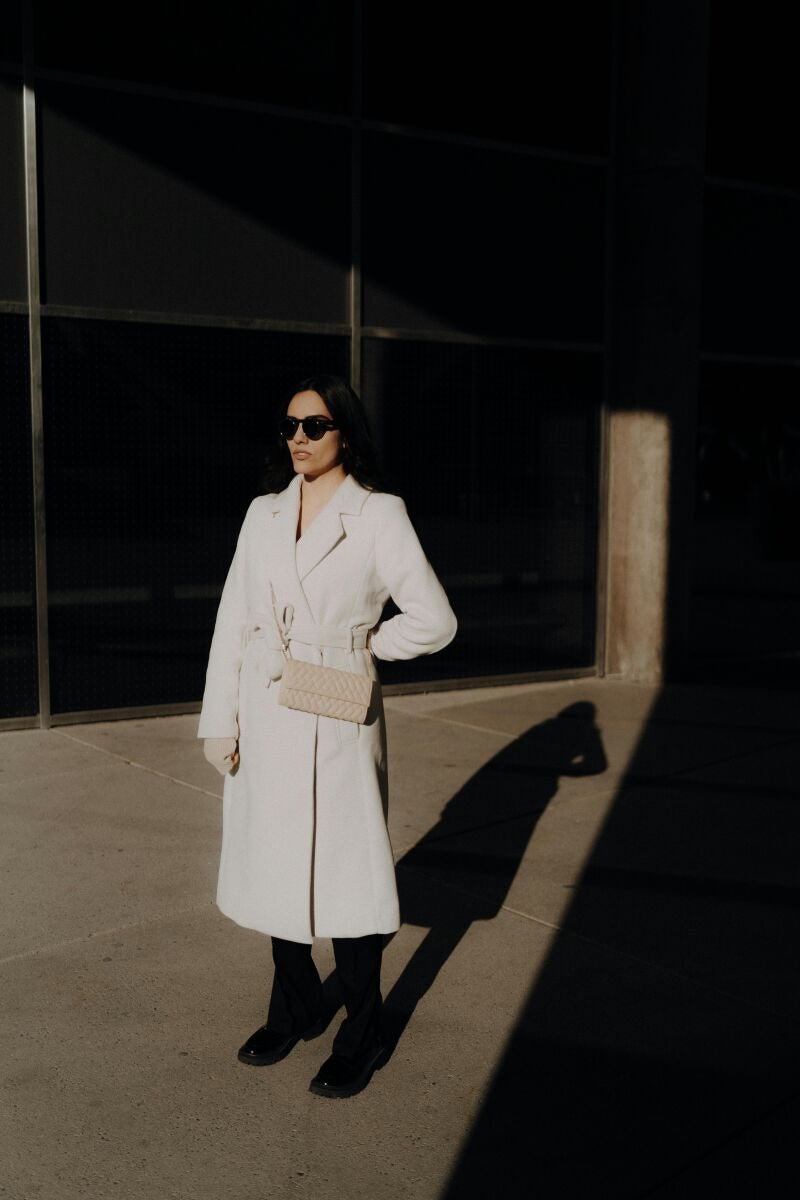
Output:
(237, 1017), (326, 1066)
(238, 1037), (300, 1066)
(308, 1045), (387, 1098)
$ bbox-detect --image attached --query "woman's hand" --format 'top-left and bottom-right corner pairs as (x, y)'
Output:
(203, 737), (239, 776)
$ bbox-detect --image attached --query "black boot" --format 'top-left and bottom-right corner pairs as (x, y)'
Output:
(238, 1016), (325, 1066)
(309, 932), (387, 1097)
(240, 935), (326, 1065)
(308, 1039), (387, 1098)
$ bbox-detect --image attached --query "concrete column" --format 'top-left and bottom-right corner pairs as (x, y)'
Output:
(604, 0), (709, 682)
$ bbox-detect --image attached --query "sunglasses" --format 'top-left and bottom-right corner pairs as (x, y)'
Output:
(278, 415), (339, 441)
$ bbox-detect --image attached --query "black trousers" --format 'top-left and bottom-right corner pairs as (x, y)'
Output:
(265, 933), (384, 1061)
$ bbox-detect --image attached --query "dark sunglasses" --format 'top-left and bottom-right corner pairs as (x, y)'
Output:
(278, 415), (339, 441)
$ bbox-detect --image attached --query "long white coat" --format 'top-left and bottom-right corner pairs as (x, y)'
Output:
(197, 471), (457, 943)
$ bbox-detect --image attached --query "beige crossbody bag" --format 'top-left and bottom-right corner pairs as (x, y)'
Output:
(269, 583), (374, 724)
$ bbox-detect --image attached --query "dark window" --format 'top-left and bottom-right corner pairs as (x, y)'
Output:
(363, 1), (612, 155)
(706, 1), (798, 188)
(692, 363), (800, 673)
(702, 185), (800, 358)
(42, 316), (349, 715)
(39, 83), (351, 321)
(0, 3), (23, 68)
(0, 315), (37, 718)
(364, 337), (601, 683)
(0, 75), (27, 301)
(34, 1), (353, 114)
(363, 133), (605, 342)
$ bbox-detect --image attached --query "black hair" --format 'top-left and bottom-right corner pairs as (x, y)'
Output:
(261, 374), (387, 494)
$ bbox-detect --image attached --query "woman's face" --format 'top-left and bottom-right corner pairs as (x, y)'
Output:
(285, 390), (345, 481)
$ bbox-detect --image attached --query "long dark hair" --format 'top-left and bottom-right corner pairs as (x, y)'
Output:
(261, 375), (387, 494)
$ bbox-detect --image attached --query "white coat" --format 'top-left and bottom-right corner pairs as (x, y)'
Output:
(196, 470), (458, 944)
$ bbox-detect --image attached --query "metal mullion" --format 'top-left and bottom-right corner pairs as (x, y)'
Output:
(22, 1), (50, 729)
(50, 702), (202, 727)
(31, 66), (610, 170)
(361, 118), (609, 168)
(349, 0), (363, 392)
(705, 173), (800, 200)
(595, 1), (622, 679)
(40, 304), (350, 336)
(0, 715), (40, 731)
(32, 65), (352, 131)
(468, 346), (479, 525)
(594, 376), (612, 679)
(381, 667), (599, 695)
(362, 326), (604, 354)
(699, 350), (800, 368)
(46, 665), (601, 725)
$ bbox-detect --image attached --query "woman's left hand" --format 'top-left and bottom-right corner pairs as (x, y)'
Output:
(204, 737), (239, 775)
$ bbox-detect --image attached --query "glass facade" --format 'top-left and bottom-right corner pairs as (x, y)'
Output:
(362, 1), (612, 154)
(362, 133), (605, 341)
(2, 2), (610, 721)
(705, 0), (797, 189)
(0, 75), (26, 300)
(39, 83), (351, 320)
(41, 319), (349, 714)
(691, 363), (800, 677)
(364, 340), (600, 684)
(34, 1), (353, 113)
(702, 184), (800, 358)
(0, 315), (37, 719)
(692, 1), (800, 681)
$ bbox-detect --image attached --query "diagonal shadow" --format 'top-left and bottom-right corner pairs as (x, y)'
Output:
(379, 701), (608, 1056)
(437, 685), (800, 1198)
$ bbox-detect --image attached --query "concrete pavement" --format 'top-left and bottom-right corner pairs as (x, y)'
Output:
(2, 677), (798, 1198)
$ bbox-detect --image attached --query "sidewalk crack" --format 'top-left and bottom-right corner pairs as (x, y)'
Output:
(51, 728), (221, 801)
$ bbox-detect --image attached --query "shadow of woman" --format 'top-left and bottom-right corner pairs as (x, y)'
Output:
(380, 701), (608, 1057)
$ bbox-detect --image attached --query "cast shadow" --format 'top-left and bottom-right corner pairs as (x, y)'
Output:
(379, 701), (608, 1057)
(437, 684), (800, 1196)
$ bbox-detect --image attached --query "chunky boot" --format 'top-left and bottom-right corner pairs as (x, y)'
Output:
(237, 1016), (325, 1066)
(308, 1040), (386, 1098)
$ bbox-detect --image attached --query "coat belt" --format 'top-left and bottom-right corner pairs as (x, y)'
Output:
(245, 615), (368, 652)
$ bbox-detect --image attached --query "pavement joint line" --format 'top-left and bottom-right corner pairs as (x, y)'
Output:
(636, 1086), (800, 1199)
(51, 728), (223, 801)
(395, 863), (798, 1026)
(0, 900), (216, 967)
(387, 705), (519, 739)
(385, 695), (800, 739)
(386, 703), (669, 743)
(390, 786), (621, 858)
(623, 716), (800, 738)
(30, 722), (794, 1027)
(665, 732), (800, 779)
(0, 760), (133, 791)
(4, 859), (792, 1028)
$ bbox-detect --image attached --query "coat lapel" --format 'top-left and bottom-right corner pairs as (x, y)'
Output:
(295, 472), (370, 582)
(265, 472), (371, 610)
(261, 472), (307, 622)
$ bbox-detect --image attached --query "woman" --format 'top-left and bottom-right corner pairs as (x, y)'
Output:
(197, 375), (457, 1099)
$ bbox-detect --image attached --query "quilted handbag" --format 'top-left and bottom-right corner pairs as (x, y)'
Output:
(269, 583), (373, 724)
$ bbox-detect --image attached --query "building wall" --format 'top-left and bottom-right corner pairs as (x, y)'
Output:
(691, 1), (800, 682)
(13, 4), (796, 719)
(1, 2), (611, 723)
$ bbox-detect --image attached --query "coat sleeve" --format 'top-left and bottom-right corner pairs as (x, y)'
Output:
(369, 495), (457, 662)
(196, 497), (260, 739)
